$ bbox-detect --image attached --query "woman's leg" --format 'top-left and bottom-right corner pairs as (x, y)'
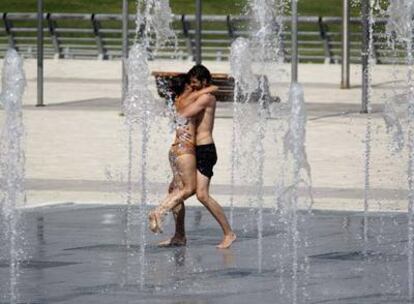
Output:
(158, 176), (187, 245)
(149, 154), (196, 233)
(162, 154), (196, 209)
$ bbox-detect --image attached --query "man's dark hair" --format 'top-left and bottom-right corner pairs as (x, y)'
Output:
(187, 64), (212, 84)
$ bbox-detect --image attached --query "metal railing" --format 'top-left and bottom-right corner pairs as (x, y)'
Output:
(0, 12), (404, 63)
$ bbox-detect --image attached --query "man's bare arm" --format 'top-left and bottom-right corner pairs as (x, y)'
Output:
(180, 94), (213, 118)
(187, 85), (218, 101)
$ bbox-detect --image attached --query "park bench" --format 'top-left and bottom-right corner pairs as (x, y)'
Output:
(152, 71), (278, 103)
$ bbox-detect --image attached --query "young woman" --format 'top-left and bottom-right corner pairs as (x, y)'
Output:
(149, 74), (218, 234)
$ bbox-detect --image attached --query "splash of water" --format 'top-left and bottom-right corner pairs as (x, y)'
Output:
(246, 1), (291, 294)
(382, 2), (411, 154)
(230, 0), (287, 277)
(229, 37), (257, 228)
(250, 0), (286, 274)
(124, 44), (154, 125)
(385, 0), (414, 299)
(122, 0), (176, 288)
(230, 38), (258, 96)
(230, 0), (273, 271)
(123, 43), (155, 288)
(248, 0), (281, 63)
(135, 0), (177, 52)
(283, 83), (312, 304)
(386, 1), (414, 45)
(283, 84), (312, 199)
(123, 42), (153, 243)
(383, 99), (404, 153)
(0, 49), (26, 304)
(360, 0), (377, 254)
(363, 112), (372, 252)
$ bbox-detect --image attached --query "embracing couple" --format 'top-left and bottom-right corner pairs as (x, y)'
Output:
(148, 65), (236, 249)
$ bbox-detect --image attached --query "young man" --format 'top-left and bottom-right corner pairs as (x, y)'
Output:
(161, 65), (236, 249)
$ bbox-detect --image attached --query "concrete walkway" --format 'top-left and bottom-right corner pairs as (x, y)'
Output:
(0, 205), (409, 304)
(0, 59), (410, 211)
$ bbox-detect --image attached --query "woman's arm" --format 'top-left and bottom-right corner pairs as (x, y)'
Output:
(177, 85), (218, 110)
(186, 85), (218, 102)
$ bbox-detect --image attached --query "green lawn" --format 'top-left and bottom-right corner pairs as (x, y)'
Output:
(0, 0), (373, 16)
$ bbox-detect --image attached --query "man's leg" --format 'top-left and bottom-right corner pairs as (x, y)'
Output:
(195, 171), (236, 249)
(172, 202), (186, 242)
(171, 178), (186, 242)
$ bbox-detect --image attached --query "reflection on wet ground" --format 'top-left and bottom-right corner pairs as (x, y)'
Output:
(0, 205), (411, 303)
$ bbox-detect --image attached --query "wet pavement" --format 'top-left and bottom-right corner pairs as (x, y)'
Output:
(0, 204), (411, 304)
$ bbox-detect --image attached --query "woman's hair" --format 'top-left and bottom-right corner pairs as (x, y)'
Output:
(168, 74), (189, 101)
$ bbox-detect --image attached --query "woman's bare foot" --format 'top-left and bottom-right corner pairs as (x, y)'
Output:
(216, 232), (236, 249)
(158, 236), (187, 247)
(148, 208), (165, 234)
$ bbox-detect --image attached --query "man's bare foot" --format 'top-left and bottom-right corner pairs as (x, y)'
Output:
(158, 236), (187, 247)
(216, 232), (236, 249)
(148, 209), (164, 234)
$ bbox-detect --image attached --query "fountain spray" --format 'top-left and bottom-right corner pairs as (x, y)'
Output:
(385, 0), (414, 299)
(122, 0), (176, 288)
(229, 37), (257, 228)
(229, 0), (282, 273)
(361, 0), (378, 256)
(0, 49), (26, 304)
(248, 0), (277, 274)
(276, 1), (313, 301)
(283, 81), (312, 304)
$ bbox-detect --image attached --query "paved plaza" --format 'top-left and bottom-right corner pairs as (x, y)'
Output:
(0, 204), (410, 304)
(1, 59), (413, 304)
(0, 59), (409, 211)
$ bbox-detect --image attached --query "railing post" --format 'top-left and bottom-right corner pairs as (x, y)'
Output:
(181, 15), (194, 60)
(278, 17), (286, 62)
(341, 0), (350, 89)
(371, 30), (379, 64)
(361, 0), (370, 113)
(195, 0), (202, 64)
(3, 13), (16, 49)
(122, 0), (129, 107)
(91, 14), (106, 60)
(318, 17), (333, 64)
(47, 13), (61, 59)
(37, 0), (44, 107)
(226, 15), (235, 41)
(291, 0), (298, 83)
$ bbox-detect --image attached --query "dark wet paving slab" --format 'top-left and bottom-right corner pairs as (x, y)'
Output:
(0, 205), (412, 303)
